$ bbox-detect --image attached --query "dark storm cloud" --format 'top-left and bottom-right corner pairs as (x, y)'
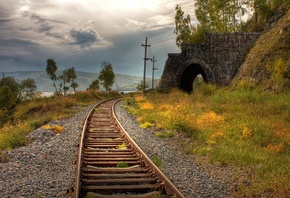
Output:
(70, 28), (100, 48)
(19, 10), (68, 41)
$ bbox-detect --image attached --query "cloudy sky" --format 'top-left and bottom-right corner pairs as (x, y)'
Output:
(0, 0), (196, 78)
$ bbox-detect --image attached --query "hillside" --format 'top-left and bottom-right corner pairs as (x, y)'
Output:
(233, 9), (290, 91)
(4, 71), (147, 92)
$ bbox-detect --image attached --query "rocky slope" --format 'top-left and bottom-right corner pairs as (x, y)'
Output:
(233, 10), (290, 90)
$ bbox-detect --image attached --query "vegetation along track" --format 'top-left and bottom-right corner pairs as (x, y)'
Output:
(74, 98), (184, 198)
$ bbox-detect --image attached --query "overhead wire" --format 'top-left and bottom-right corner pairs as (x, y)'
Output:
(147, 26), (174, 37)
(142, 25), (177, 76)
(148, 29), (175, 44)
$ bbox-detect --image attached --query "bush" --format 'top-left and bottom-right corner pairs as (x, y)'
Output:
(199, 83), (217, 96)
(140, 122), (154, 128)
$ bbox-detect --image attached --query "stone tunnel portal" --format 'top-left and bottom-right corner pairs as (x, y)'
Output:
(179, 63), (209, 93)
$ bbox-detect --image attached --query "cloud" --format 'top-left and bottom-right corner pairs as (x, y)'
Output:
(70, 27), (99, 47)
(17, 9), (66, 41)
(0, 0), (192, 78)
(125, 18), (149, 31)
(0, 18), (16, 23)
(125, 14), (173, 32)
(1, 37), (37, 47)
(68, 20), (112, 50)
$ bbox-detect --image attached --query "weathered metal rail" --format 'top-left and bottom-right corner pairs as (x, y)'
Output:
(74, 98), (184, 198)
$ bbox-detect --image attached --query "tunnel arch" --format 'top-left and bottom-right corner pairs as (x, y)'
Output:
(175, 58), (214, 93)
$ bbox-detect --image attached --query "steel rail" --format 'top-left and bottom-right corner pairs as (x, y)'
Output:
(112, 99), (185, 198)
(74, 98), (185, 198)
(74, 98), (115, 197)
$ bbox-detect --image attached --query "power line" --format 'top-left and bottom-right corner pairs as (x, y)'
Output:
(150, 36), (176, 45)
(148, 26), (174, 38)
(149, 30), (175, 44)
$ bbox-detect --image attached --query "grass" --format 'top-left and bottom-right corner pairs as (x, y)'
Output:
(42, 124), (65, 133)
(117, 142), (127, 149)
(0, 90), (120, 155)
(152, 154), (163, 170)
(140, 121), (154, 128)
(123, 87), (290, 196)
(116, 161), (129, 168)
(155, 130), (174, 138)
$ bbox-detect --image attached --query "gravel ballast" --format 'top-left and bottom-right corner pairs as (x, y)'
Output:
(0, 104), (94, 198)
(0, 100), (231, 197)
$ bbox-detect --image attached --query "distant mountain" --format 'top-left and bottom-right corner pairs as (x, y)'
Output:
(4, 71), (149, 92)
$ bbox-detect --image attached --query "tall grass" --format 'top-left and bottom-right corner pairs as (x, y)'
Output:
(0, 91), (120, 155)
(123, 87), (290, 196)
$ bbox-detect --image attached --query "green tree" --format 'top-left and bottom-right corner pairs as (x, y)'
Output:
(175, 1), (250, 46)
(98, 62), (115, 93)
(46, 59), (58, 94)
(18, 78), (37, 101)
(67, 67), (78, 92)
(0, 76), (37, 125)
(87, 79), (100, 90)
(136, 81), (149, 92)
(245, 0), (289, 30)
(247, 0), (272, 25)
(174, 4), (194, 48)
(45, 59), (78, 95)
(59, 67), (78, 95)
(0, 77), (19, 111)
(71, 81), (79, 94)
(195, 0), (246, 33)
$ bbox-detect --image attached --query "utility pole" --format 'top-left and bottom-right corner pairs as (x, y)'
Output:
(151, 56), (157, 89)
(141, 37), (150, 97)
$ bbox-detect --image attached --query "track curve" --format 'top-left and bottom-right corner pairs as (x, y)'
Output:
(74, 98), (184, 198)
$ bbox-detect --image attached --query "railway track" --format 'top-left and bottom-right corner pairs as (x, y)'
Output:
(74, 98), (184, 198)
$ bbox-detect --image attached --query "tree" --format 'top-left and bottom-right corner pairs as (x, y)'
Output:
(18, 78), (37, 101)
(98, 62), (115, 93)
(71, 81), (79, 94)
(0, 76), (37, 125)
(245, 0), (290, 29)
(45, 59), (78, 95)
(174, 1), (251, 47)
(87, 79), (100, 90)
(174, 4), (194, 48)
(195, 0), (247, 33)
(136, 81), (149, 92)
(67, 67), (78, 93)
(46, 59), (58, 94)
(59, 67), (78, 95)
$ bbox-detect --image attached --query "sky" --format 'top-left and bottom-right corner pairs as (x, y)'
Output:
(0, 0), (197, 78)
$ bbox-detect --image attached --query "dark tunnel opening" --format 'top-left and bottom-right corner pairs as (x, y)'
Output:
(179, 64), (208, 93)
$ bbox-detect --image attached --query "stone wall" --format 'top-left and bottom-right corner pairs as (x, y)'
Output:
(158, 33), (261, 92)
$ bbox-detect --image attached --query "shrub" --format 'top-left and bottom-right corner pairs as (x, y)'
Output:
(152, 154), (163, 169)
(155, 131), (174, 138)
(199, 83), (217, 96)
(140, 122), (154, 128)
(42, 124), (65, 133)
(236, 78), (253, 91)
